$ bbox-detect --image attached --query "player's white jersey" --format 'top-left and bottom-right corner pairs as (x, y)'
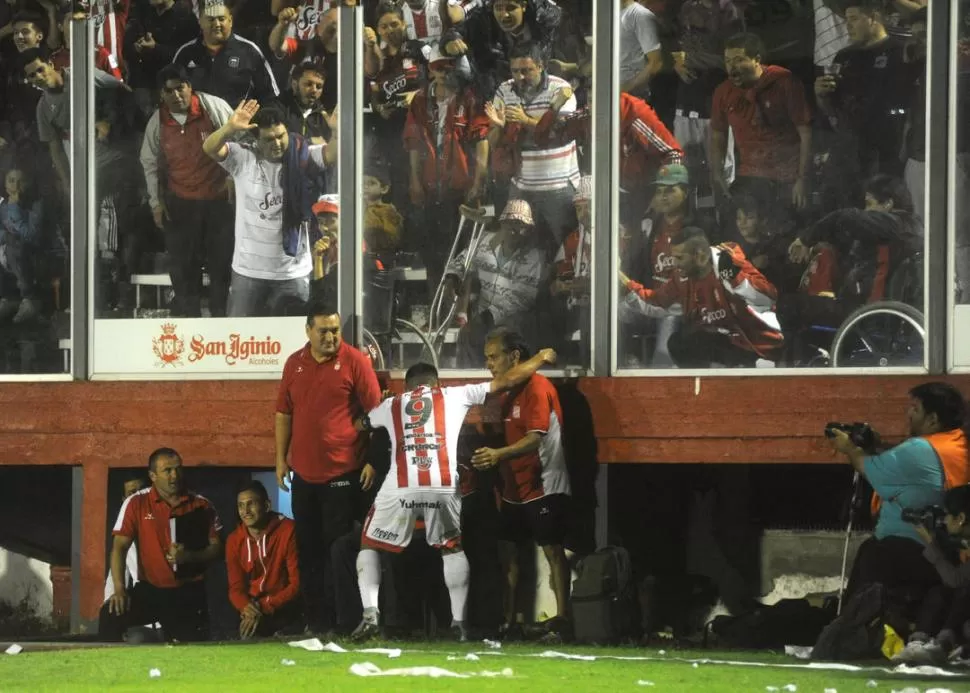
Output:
(368, 383), (489, 492)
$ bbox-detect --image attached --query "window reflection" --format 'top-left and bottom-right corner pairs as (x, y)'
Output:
(616, 0), (929, 369)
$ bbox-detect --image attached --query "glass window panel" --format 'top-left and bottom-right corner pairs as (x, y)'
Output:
(614, 0), (928, 371)
(956, 1), (970, 307)
(0, 12), (75, 375)
(359, 0), (594, 373)
(89, 1), (343, 377)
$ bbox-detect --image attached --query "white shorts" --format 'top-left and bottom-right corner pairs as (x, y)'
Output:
(361, 489), (462, 553)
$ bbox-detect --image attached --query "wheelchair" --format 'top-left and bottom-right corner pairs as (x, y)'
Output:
(359, 258), (439, 372)
(797, 254), (925, 368)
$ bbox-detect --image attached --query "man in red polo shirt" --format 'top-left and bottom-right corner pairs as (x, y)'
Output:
(275, 298), (382, 634)
(99, 448), (223, 642)
(711, 32), (813, 211)
(471, 328), (572, 640)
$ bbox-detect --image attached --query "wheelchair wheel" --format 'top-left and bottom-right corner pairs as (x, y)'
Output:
(387, 319), (440, 371)
(361, 328), (386, 371)
(830, 301), (925, 368)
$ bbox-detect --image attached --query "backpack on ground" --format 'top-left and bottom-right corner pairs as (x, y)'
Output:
(812, 583), (886, 661)
(571, 546), (638, 644)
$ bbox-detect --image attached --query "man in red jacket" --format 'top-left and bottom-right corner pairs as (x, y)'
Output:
(276, 298), (382, 633)
(227, 481), (302, 639)
(711, 33), (812, 211)
(620, 227), (784, 367)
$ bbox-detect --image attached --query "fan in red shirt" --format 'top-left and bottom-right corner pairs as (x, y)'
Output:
(620, 227), (784, 367)
(226, 481), (302, 639)
(404, 46), (490, 283)
(471, 328), (573, 639)
(711, 33), (812, 210)
(99, 448), (223, 642)
(275, 299), (381, 633)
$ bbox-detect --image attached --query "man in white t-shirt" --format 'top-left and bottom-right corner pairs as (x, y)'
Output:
(620, 0), (662, 98)
(350, 350), (557, 641)
(203, 99), (337, 317)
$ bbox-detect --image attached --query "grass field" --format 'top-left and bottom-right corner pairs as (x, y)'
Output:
(1, 640), (969, 692)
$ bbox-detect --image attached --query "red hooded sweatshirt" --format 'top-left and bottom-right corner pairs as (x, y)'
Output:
(225, 513), (299, 615)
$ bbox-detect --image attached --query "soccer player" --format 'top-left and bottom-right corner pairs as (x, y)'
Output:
(350, 348), (558, 641)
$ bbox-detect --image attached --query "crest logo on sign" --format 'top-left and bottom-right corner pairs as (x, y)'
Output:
(153, 323), (185, 367)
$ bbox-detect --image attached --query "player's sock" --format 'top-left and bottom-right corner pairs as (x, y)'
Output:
(442, 550), (470, 624)
(356, 549), (381, 613)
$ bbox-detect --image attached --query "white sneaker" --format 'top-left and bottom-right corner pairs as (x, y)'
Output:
(892, 639), (947, 665)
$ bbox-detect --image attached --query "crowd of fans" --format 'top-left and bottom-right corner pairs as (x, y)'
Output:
(2, 0), (969, 372)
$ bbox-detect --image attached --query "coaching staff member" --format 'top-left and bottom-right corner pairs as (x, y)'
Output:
(99, 448), (223, 642)
(276, 298), (382, 634)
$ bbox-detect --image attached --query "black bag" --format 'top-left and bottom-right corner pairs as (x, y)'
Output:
(571, 546), (638, 644)
(812, 583), (886, 661)
(709, 599), (832, 649)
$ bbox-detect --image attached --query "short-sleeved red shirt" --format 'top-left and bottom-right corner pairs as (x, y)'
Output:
(276, 341), (382, 484)
(113, 487), (222, 589)
(498, 375), (571, 504)
(711, 65), (812, 182)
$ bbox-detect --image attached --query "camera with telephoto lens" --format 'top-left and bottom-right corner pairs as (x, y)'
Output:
(901, 505), (946, 532)
(824, 422), (877, 452)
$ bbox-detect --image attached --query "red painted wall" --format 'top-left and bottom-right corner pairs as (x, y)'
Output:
(2, 375), (968, 625)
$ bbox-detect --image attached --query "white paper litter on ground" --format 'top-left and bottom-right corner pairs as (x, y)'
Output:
(889, 688), (921, 693)
(349, 662), (513, 679)
(893, 664), (960, 677)
(783, 685), (797, 692)
(657, 650), (666, 656)
(867, 682), (878, 688)
(357, 647), (402, 659)
(280, 659), (296, 666)
(925, 688), (956, 693)
(691, 662), (699, 668)
(447, 654), (480, 662)
(636, 680), (655, 686)
(482, 639), (502, 649)
(4, 644), (22, 655)
(766, 687), (779, 692)
(537, 650), (596, 661)
(784, 646), (813, 660)
(824, 688), (837, 693)
(148, 668), (161, 679)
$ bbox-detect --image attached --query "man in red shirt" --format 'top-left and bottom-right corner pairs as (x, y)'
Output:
(711, 32), (812, 211)
(620, 227), (784, 367)
(471, 328), (572, 639)
(226, 481), (302, 639)
(99, 448), (223, 642)
(275, 298), (382, 633)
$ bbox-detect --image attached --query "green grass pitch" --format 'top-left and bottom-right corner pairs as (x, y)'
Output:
(1, 641), (967, 692)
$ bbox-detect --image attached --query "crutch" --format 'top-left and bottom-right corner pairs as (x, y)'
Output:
(428, 204), (494, 350)
(837, 471), (862, 615)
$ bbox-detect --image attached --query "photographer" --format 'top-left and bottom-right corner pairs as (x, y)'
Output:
(892, 485), (970, 665)
(831, 383), (970, 603)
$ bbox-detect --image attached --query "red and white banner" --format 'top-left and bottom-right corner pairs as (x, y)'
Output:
(92, 318), (309, 378)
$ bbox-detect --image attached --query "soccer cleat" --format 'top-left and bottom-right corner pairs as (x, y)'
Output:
(449, 620), (469, 643)
(350, 608), (381, 642)
(891, 638), (947, 666)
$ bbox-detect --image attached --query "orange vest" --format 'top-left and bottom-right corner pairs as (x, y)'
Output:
(871, 429), (970, 516)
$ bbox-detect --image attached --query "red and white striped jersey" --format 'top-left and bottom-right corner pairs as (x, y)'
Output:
(288, 0), (337, 41)
(91, 0), (129, 71)
(368, 383), (489, 492)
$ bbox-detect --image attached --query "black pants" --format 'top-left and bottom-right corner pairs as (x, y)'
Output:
(164, 195), (234, 318)
(846, 536), (942, 608)
(291, 471), (362, 632)
(98, 580), (208, 642)
(666, 326), (760, 368)
(329, 526), (364, 632)
(461, 489), (504, 633)
(240, 599), (305, 638)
